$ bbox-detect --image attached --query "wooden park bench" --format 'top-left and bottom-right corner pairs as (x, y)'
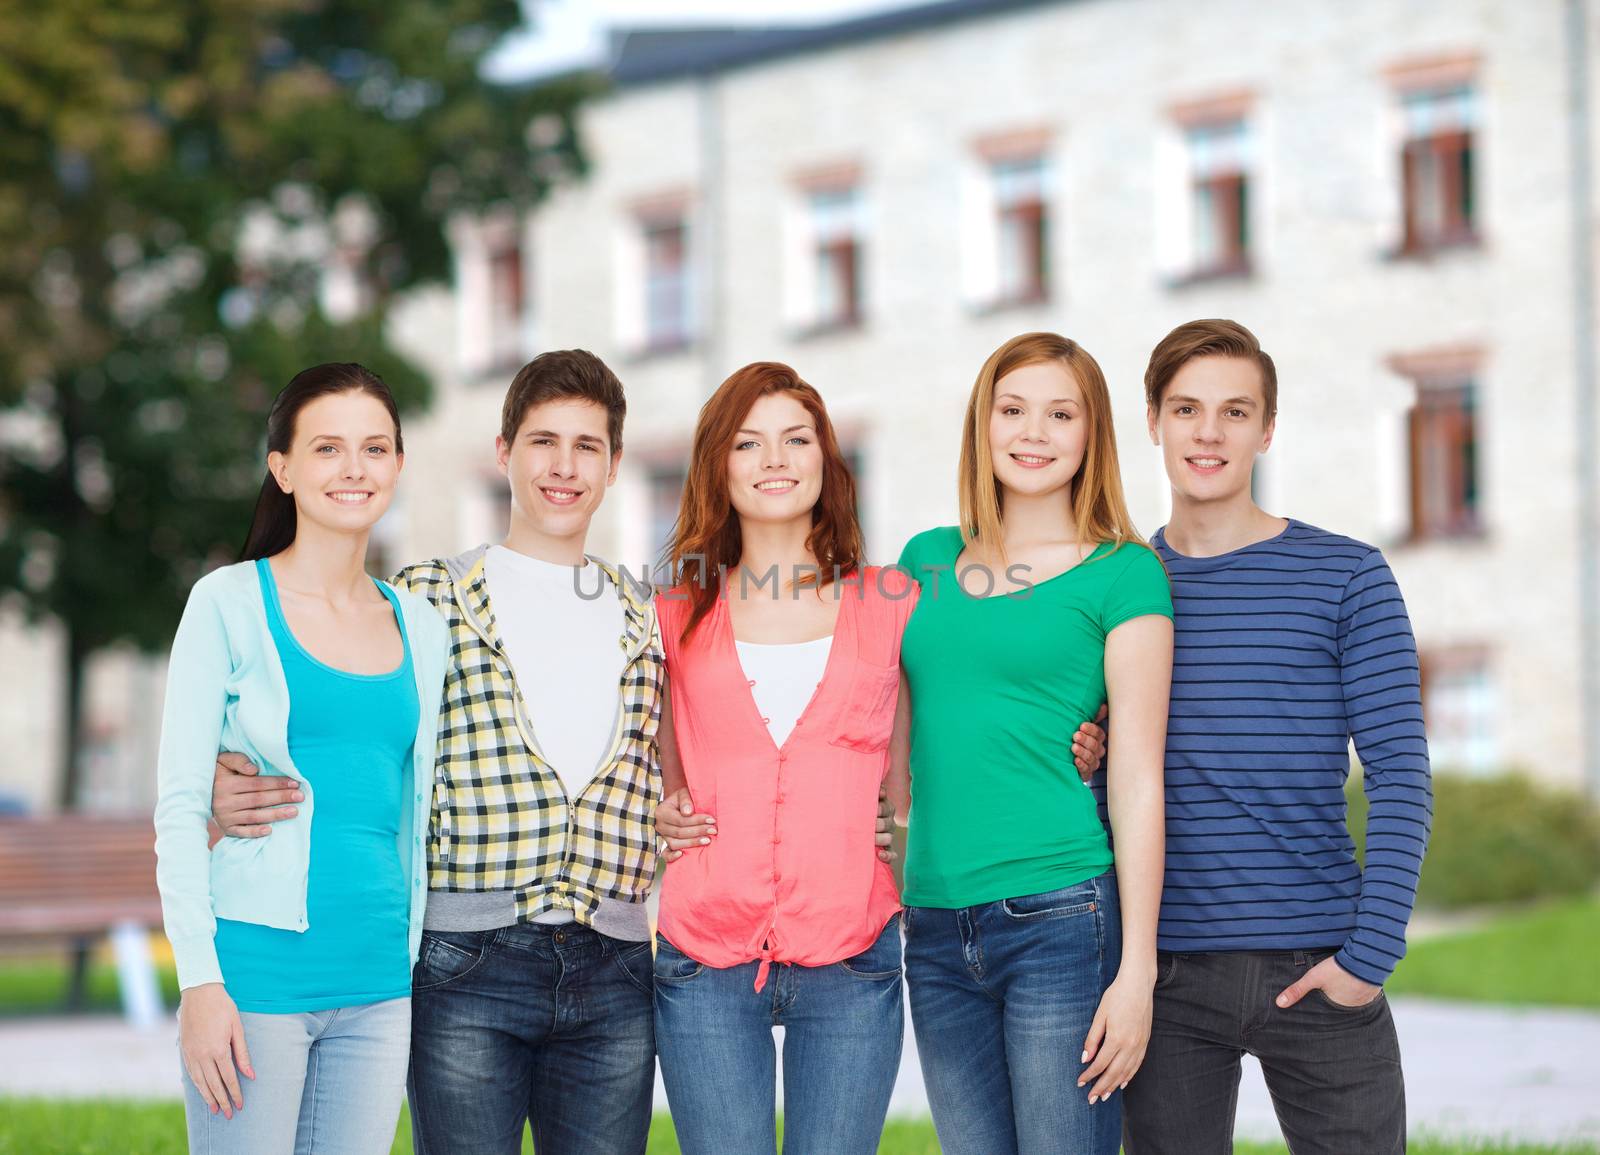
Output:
(0, 814), (166, 1026)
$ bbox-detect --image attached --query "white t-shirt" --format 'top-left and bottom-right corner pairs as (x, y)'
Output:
(735, 636), (833, 747)
(484, 546), (627, 797)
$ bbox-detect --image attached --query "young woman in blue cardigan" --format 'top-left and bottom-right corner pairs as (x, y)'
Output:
(153, 364), (448, 1154)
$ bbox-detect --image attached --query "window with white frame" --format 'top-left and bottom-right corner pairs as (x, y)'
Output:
(486, 238), (526, 370)
(807, 185), (864, 330)
(1185, 119), (1251, 277)
(1421, 648), (1499, 773)
(646, 464), (687, 575)
(1399, 84), (1478, 253)
(1406, 375), (1481, 541)
(641, 215), (691, 352)
(992, 155), (1050, 304)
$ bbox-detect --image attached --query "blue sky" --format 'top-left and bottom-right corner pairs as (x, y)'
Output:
(486, 0), (923, 80)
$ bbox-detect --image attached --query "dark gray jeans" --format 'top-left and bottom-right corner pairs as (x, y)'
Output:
(1122, 949), (1405, 1155)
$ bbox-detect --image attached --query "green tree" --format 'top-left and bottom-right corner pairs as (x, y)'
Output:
(0, 0), (593, 807)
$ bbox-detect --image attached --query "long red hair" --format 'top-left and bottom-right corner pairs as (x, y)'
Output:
(667, 361), (863, 641)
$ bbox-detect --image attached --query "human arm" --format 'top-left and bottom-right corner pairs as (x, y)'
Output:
(654, 682), (716, 861)
(1078, 613), (1172, 1103)
(1277, 551), (1432, 1007)
(884, 669), (913, 826)
(152, 581), (254, 1113)
(152, 582), (233, 993)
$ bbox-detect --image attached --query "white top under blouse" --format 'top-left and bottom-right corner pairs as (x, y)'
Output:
(734, 635), (834, 747)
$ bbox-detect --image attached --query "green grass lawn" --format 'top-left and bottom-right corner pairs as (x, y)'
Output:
(1388, 897), (1600, 1008)
(0, 954), (180, 1017)
(0, 1101), (1593, 1155)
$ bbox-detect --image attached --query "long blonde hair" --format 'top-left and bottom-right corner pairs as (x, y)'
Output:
(957, 331), (1144, 562)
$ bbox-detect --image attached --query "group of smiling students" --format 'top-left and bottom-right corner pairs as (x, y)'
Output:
(154, 318), (1433, 1155)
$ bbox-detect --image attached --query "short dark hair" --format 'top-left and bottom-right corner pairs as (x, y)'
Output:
(1144, 319), (1277, 419)
(500, 349), (626, 453)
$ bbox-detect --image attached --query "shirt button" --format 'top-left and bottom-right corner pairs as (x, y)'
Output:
(773, 835), (781, 844)
(748, 679), (756, 687)
(761, 716), (771, 725)
(773, 873), (781, 882)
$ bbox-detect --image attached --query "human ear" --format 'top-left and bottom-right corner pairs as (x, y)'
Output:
(267, 450), (292, 494)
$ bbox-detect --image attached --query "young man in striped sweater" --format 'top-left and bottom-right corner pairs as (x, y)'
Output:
(1119, 319), (1432, 1155)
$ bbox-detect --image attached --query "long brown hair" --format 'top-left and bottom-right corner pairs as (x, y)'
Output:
(958, 332), (1142, 562)
(667, 361), (863, 641)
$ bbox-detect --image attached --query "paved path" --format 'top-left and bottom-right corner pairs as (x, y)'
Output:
(2, 997), (1596, 1146)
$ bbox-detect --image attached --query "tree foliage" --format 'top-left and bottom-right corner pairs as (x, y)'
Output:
(0, 0), (593, 803)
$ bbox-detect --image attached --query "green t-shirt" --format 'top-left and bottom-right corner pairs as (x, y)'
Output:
(897, 526), (1173, 908)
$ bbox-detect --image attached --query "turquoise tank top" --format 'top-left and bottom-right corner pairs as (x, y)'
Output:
(213, 559), (418, 1012)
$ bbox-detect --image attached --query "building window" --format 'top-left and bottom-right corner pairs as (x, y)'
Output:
(641, 216), (691, 352)
(1407, 378), (1480, 540)
(808, 186), (863, 331)
(1420, 648), (1498, 773)
(487, 240), (526, 370)
(992, 155), (1049, 304)
(1186, 119), (1251, 277)
(647, 465), (687, 575)
(1399, 85), (1478, 253)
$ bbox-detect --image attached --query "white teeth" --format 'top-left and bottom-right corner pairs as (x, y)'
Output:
(1013, 454), (1051, 465)
(1190, 458), (1224, 467)
(329, 492), (370, 503)
(756, 480), (796, 490)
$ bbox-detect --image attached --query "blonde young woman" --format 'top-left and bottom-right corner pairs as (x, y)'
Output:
(890, 333), (1173, 1155)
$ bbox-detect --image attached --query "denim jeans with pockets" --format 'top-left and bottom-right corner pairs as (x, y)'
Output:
(181, 996), (410, 1155)
(654, 913), (904, 1155)
(407, 923), (656, 1155)
(1122, 948), (1405, 1155)
(905, 870), (1123, 1155)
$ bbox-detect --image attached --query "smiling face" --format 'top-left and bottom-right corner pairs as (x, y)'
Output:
(1148, 354), (1275, 507)
(268, 390), (402, 538)
(725, 391), (825, 529)
(987, 360), (1089, 502)
(496, 397), (619, 550)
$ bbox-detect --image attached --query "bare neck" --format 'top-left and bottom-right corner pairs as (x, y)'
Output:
(503, 513), (588, 566)
(1163, 489), (1287, 558)
(736, 517), (817, 578)
(997, 484), (1077, 551)
(270, 524), (377, 604)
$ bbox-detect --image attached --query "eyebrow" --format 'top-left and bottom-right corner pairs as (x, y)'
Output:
(1166, 394), (1257, 407)
(996, 393), (1079, 405)
(736, 425), (815, 436)
(524, 429), (607, 444)
(309, 432), (394, 442)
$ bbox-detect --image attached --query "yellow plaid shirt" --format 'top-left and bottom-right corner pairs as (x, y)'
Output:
(393, 547), (663, 925)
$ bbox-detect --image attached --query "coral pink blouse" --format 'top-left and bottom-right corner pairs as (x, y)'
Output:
(656, 567), (916, 990)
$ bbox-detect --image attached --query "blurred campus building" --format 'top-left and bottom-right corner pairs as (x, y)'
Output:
(5, 0), (1595, 808)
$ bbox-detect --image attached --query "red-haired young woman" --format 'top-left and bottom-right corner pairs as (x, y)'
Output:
(649, 361), (911, 1154)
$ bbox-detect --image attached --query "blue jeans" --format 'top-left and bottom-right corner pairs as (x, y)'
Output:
(654, 914), (904, 1155)
(406, 923), (656, 1155)
(905, 871), (1123, 1155)
(180, 996), (410, 1155)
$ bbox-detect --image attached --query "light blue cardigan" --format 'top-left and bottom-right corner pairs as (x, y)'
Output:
(153, 560), (449, 992)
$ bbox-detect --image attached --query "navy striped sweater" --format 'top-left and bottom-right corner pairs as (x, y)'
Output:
(1146, 519), (1433, 985)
